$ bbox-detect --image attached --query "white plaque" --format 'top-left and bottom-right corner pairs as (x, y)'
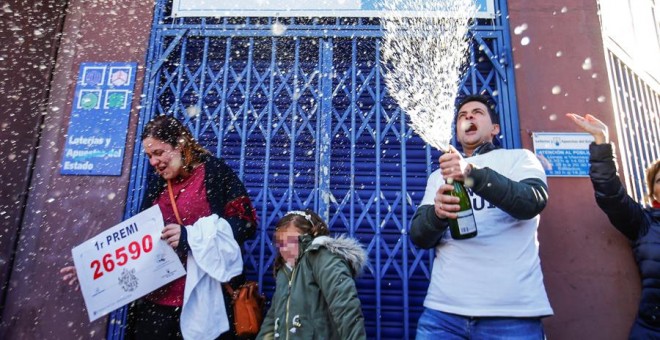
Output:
(532, 132), (594, 177)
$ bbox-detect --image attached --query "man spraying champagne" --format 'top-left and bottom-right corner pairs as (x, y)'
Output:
(411, 95), (552, 339)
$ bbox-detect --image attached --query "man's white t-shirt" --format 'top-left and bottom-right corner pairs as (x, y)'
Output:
(420, 148), (553, 317)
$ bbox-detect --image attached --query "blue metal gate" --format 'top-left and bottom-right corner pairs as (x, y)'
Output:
(110, 1), (518, 339)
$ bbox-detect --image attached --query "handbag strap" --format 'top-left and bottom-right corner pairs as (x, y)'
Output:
(224, 282), (259, 302)
(224, 283), (235, 297)
(167, 180), (185, 226)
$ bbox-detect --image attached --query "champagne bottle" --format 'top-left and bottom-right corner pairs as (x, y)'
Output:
(446, 178), (477, 239)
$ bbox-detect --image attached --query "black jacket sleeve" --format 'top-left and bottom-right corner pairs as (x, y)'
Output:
(470, 167), (548, 220)
(588, 143), (646, 240)
(410, 205), (449, 249)
(204, 156), (258, 245)
(176, 226), (190, 254)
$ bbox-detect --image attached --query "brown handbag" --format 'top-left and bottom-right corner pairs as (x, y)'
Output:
(224, 281), (265, 337)
(167, 181), (265, 337)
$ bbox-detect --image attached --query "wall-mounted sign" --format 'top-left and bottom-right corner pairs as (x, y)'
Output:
(172, 0), (495, 19)
(61, 62), (137, 176)
(532, 132), (593, 177)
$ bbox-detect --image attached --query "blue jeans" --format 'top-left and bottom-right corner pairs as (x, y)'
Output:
(416, 308), (545, 340)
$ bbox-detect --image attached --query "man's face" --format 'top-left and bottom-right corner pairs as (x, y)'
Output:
(456, 101), (500, 154)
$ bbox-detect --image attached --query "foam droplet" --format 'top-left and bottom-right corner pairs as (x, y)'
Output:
(272, 22), (287, 36)
(185, 106), (201, 118)
(513, 23), (528, 35)
(551, 86), (562, 95)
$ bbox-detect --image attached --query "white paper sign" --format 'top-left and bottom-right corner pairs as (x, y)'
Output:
(171, 0), (495, 18)
(72, 206), (186, 321)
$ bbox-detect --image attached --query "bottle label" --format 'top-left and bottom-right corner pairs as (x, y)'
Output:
(456, 210), (477, 235)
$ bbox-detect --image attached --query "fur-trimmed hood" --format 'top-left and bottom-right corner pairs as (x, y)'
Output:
(305, 235), (368, 277)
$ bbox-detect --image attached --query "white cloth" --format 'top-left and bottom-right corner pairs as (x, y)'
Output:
(180, 214), (244, 340)
(420, 148), (553, 317)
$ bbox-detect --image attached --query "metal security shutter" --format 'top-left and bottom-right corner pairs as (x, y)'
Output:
(606, 51), (660, 203)
(109, 1), (519, 339)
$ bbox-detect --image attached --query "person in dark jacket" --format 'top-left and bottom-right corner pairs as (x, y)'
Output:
(412, 95), (552, 339)
(256, 209), (367, 340)
(61, 115), (257, 339)
(567, 113), (660, 339)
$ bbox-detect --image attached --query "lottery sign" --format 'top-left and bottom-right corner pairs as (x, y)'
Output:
(61, 62), (136, 176)
(72, 206), (186, 321)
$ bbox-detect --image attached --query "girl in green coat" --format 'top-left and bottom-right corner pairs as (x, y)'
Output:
(257, 209), (367, 340)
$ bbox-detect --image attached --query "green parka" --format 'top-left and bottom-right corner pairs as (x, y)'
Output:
(257, 234), (367, 340)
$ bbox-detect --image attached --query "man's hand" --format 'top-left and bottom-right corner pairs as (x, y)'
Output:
(434, 184), (460, 219)
(439, 145), (473, 182)
(162, 224), (182, 249)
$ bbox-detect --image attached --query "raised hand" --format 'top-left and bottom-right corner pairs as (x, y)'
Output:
(566, 113), (609, 144)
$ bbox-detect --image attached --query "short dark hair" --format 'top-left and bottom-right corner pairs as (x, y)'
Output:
(455, 94), (499, 125)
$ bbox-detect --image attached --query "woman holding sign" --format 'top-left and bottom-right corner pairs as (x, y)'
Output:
(62, 115), (257, 339)
(567, 113), (660, 338)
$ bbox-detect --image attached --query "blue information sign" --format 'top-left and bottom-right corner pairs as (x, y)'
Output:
(532, 132), (594, 177)
(61, 62), (137, 176)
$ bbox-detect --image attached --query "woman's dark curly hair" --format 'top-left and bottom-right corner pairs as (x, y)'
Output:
(141, 115), (209, 173)
(272, 209), (330, 276)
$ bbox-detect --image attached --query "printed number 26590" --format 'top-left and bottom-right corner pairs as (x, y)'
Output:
(90, 235), (153, 280)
